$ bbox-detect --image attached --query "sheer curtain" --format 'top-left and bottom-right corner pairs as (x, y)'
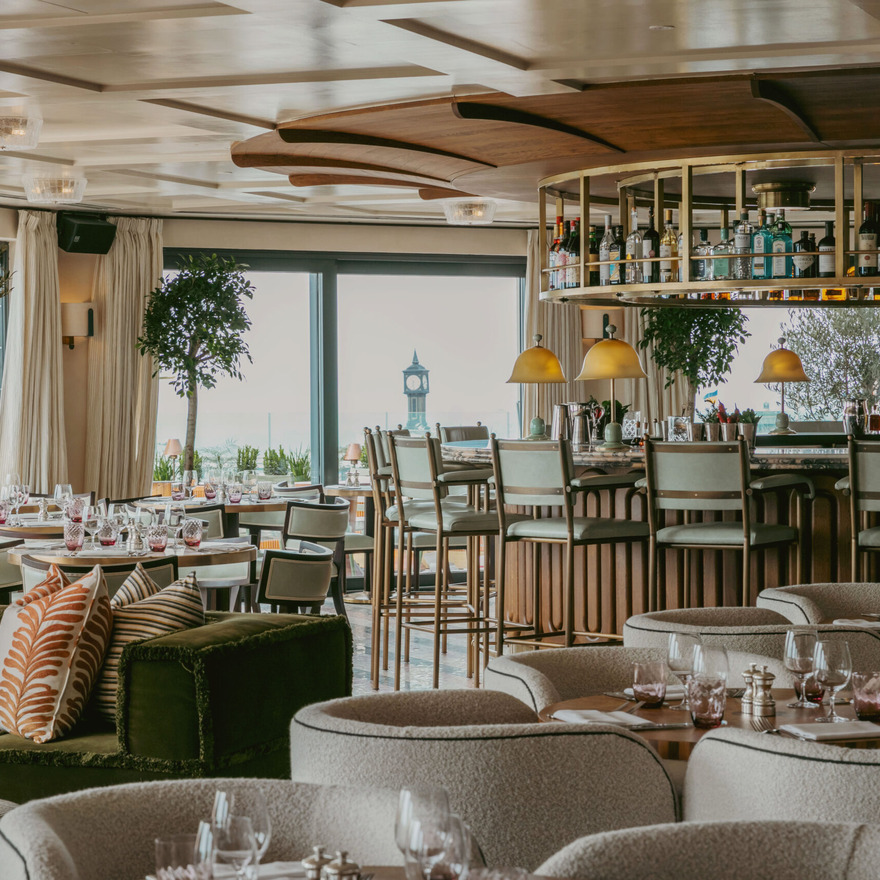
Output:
(0, 211), (68, 492)
(521, 229), (583, 435)
(84, 217), (163, 499)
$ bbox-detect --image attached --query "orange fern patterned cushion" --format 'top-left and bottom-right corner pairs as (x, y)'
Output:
(0, 565), (112, 743)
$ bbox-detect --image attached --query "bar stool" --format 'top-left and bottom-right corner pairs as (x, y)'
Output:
(837, 438), (880, 581)
(491, 436), (649, 651)
(644, 438), (812, 610)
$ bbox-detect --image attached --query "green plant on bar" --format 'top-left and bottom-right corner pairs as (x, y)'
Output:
(288, 445), (311, 482)
(699, 404), (720, 423)
(153, 455), (176, 482)
(262, 446), (291, 475)
(236, 444), (259, 472)
(738, 408), (762, 424)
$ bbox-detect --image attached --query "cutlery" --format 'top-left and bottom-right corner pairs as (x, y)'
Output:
(603, 691), (638, 701)
(629, 722), (694, 731)
(613, 700), (632, 712)
(624, 700), (646, 714)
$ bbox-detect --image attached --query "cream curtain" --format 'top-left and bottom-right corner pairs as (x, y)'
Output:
(521, 229), (584, 435)
(84, 217), (163, 499)
(0, 211), (68, 492)
(621, 308), (689, 425)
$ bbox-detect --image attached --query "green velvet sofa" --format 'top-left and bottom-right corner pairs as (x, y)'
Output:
(0, 610), (352, 804)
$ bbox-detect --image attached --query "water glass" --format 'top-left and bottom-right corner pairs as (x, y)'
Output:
(96, 517), (119, 547)
(0, 499), (9, 525)
(64, 521), (85, 552)
(632, 661), (667, 707)
(813, 639), (852, 722)
(155, 832), (210, 880)
(203, 478), (217, 501)
(852, 671), (880, 721)
(228, 483), (243, 504)
(64, 496), (84, 523)
(182, 518), (203, 549)
(666, 632), (702, 711)
(687, 676), (727, 729)
(213, 815), (257, 880)
(53, 483), (72, 508)
(785, 628), (819, 709)
(171, 480), (185, 502)
(211, 785), (272, 876)
(396, 784), (451, 880)
(147, 523), (169, 552)
(257, 481), (272, 501)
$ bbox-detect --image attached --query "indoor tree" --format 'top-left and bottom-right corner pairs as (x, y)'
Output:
(638, 307), (750, 419)
(138, 253), (255, 473)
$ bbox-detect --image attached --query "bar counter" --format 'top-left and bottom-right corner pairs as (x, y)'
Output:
(442, 441), (853, 638)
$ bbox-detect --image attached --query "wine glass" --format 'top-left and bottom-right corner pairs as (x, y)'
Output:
(53, 483), (72, 509)
(426, 813), (472, 880)
(212, 815), (257, 880)
(784, 628), (819, 709)
(396, 785), (451, 880)
(212, 785), (272, 877)
(82, 506), (99, 549)
(666, 632), (702, 711)
(692, 643), (728, 682)
(813, 640), (852, 722)
(165, 503), (187, 548)
(156, 830), (212, 880)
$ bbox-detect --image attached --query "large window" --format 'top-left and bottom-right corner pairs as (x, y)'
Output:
(157, 251), (526, 483)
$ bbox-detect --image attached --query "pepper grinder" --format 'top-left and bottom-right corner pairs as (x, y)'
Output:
(741, 663), (757, 715)
(303, 846), (332, 880)
(752, 664), (776, 717)
(321, 851), (361, 880)
(37, 497), (49, 522)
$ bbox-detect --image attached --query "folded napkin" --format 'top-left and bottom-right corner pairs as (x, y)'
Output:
(22, 540), (65, 550)
(210, 863), (306, 879)
(76, 547), (132, 557)
(194, 541), (249, 552)
(624, 685), (686, 699)
(551, 709), (649, 728)
(779, 720), (880, 741)
(833, 618), (880, 629)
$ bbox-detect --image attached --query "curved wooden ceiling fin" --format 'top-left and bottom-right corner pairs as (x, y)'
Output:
(288, 173), (467, 193)
(277, 129), (496, 168)
(452, 101), (624, 153)
(750, 77), (822, 143)
(247, 156), (451, 183)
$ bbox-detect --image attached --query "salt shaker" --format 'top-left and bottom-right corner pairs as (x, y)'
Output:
(303, 846), (333, 880)
(741, 663), (757, 715)
(37, 497), (49, 521)
(321, 851), (361, 880)
(752, 665), (776, 717)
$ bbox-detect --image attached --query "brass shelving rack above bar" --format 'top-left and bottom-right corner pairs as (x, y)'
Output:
(538, 148), (880, 308)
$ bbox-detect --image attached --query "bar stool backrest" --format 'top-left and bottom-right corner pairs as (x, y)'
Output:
(645, 439), (750, 513)
(376, 427), (410, 470)
(848, 438), (880, 512)
(492, 438), (573, 508)
(388, 434), (447, 504)
(437, 423), (489, 443)
(283, 497), (350, 543)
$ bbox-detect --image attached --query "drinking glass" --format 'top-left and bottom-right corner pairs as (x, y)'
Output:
(0, 499), (9, 525)
(632, 661), (667, 707)
(165, 504), (187, 547)
(688, 644), (728, 729)
(155, 832), (211, 880)
(692, 644), (728, 682)
(212, 785), (272, 877)
(784, 628), (819, 709)
(64, 496), (84, 523)
(64, 521), (84, 553)
(396, 784), (451, 880)
(147, 523), (169, 552)
(257, 481), (272, 501)
(203, 472), (218, 501)
(53, 484), (72, 508)
(182, 518), (203, 549)
(813, 640), (852, 722)
(666, 632), (702, 711)
(96, 517), (120, 547)
(171, 480), (185, 502)
(182, 470), (195, 498)
(6, 483), (19, 525)
(432, 814), (473, 880)
(82, 507), (99, 548)
(852, 671), (880, 721)
(228, 483), (243, 504)
(213, 815), (257, 880)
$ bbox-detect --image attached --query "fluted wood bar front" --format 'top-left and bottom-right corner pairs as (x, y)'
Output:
(442, 442), (852, 640)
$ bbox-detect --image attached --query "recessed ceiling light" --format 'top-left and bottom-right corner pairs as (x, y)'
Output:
(649, 24), (675, 30)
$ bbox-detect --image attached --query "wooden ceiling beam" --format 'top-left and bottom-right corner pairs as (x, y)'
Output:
(750, 77), (823, 143)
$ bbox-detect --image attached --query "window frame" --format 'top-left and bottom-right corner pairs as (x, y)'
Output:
(162, 248), (527, 484)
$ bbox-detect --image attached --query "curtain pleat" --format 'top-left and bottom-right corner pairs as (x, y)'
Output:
(522, 229), (584, 435)
(84, 217), (162, 499)
(0, 211), (68, 493)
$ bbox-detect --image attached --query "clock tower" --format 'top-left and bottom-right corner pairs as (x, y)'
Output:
(402, 350), (429, 431)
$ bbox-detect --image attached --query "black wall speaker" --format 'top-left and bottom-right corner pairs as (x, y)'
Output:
(57, 212), (117, 254)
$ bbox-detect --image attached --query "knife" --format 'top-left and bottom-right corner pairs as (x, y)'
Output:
(629, 722), (694, 731)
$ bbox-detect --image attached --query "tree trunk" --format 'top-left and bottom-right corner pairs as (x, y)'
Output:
(683, 379), (697, 421)
(184, 383), (198, 473)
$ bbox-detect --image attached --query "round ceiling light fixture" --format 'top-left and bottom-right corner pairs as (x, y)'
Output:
(22, 175), (88, 205)
(442, 198), (497, 226)
(0, 116), (42, 151)
(752, 181), (816, 211)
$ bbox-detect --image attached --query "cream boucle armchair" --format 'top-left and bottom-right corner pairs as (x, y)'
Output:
(758, 582), (880, 624)
(536, 820), (880, 880)
(0, 778), (402, 880)
(290, 689), (677, 871)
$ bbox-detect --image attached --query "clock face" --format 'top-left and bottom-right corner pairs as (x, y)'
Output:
(406, 374), (422, 391)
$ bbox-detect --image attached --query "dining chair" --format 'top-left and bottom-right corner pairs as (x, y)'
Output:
(19, 553), (179, 597)
(757, 580), (880, 624)
(644, 438), (811, 610)
(491, 437), (649, 652)
(836, 438), (880, 581)
(436, 422), (490, 443)
(388, 433), (497, 688)
(256, 540), (334, 613)
(175, 534), (254, 611)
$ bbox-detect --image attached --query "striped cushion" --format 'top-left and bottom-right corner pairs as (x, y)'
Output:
(0, 565), (112, 743)
(111, 563), (161, 607)
(95, 572), (204, 721)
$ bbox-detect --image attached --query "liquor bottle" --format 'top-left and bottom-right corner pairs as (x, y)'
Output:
(771, 210), (793, 279)
(549, 216), (563, 289)
(693, 228), (711, 281)
(792, 230), (817, 278)
(625, 208), (643, 283)
(712, 217), (731, 282)
(642, 207), (661, 283)
(859, 201), (878, 277)
(609, 225), (625, 285)
(752, 210), (774, 280)
(566, 218), (580, 288)
(733, 210), (753, 280)
(599, 214), (614, 286)
(659, 208), (678, 283)
(818, 221), (835, 277)
(588, 224), (600, 286)
(871, 404), (880, 434)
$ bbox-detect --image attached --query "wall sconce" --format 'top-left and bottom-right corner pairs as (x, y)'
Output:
(60, 302), (94, 349)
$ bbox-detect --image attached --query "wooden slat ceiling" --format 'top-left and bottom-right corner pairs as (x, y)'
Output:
(7, 0), (880, 224)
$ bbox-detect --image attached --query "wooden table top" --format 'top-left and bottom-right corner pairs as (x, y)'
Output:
(324, 482), (373, 498)
(539, 690), (876, 760)
(0, 517), (65, 539)
(136, 497), (288, 513)
(8, 541), (257, 568)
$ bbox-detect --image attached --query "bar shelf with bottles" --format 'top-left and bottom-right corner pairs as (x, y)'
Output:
(538, 150), (880, 308)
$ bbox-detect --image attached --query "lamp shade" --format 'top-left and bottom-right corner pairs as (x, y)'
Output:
(575, 338), (647, 381)
(344, 443), (362, 462)
(755, 341), (809, 383)
(507, 334), (566, 384)
(164, 438), (182, 458)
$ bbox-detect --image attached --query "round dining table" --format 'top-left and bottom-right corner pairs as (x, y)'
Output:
(539, 690), (878, 760)
(134, 495), (288, 537)
(0, 515), (66, 541)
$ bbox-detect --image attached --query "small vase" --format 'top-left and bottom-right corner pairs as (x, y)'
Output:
(738, 422), (757, 451)
(703, 423), (720, 441)
(720, 423), (737, 441)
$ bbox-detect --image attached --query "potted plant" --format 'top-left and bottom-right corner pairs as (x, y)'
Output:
(151, 454), (176, 495)
(698, 404), (721, 441)
(138, 253), (255, 476)
(288, 445), (311, 483)
(738, 407), (762, 450)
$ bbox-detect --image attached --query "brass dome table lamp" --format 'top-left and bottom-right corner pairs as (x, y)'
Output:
(754, 337), (810, 435)
(506, 333), (567, 440)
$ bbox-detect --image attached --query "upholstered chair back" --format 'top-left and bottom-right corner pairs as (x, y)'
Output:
(850, 439), (880, 512)
(492, 439), (572, 508)
(758, 582), (880, 624)
(258, 542), (333, 606)
(283, 497), (350, 543)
